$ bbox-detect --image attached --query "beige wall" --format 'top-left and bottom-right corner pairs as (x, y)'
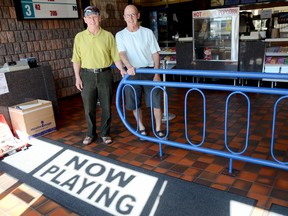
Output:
(0, 0), (127, 98)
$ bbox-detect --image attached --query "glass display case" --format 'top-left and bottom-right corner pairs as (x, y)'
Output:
(262, 38), (288, 86)
(159, 47), (176, 69)
(192, 7), (239, 62)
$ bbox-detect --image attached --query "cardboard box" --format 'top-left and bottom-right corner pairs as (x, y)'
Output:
(8, 99), (56, 140)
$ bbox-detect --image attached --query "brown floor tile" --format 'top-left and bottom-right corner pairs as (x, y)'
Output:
(229, 187), (248, 197)
(183, 167), (202, 177)
(266, 197), (288, 210)
(181, 175), (196, 182)
(170, 164), (189, 174)
(197, 155), (215, 164)
(211, 183), (228, 191)
(255, 175), (275, 186)
(29, 196), (49, 209)
(22, 208), (43, 216)
(36, 200), (61, 215)
(144, 158), (162, 167)
(165, 170), (182, 178)
(112, 148), (129, 156)
(249, 183), (272, 196)
(194, 178), (212, 187)
(215, 174), (236, 186)
(233, 179), (253, 191)
(164, 154), (183, 164)
(248, 192), (269, 208)
(238, 171), (258, 182)
(142, 148), (159, 157)
(270, 188), (288, 201)
(199, 171), (218, 181)
(192, 161), (209, 170)
(12, 188), (35, 203)
(258, 167), (277, 177)
(206, 164), (224, 173)
(48, 207), (74, 216)
(141, 164), (154, 171)
(274, 178), (288, 190)
(133, 154), (150, 164)
(154, 167), (170, 174)
(157, 161), (175, 170)
(170, 148), (189, 157)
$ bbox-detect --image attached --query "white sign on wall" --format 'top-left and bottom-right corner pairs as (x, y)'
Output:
(16, 0), (79, 19)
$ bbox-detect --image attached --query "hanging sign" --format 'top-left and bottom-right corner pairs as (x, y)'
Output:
(15, 0), (79, 20)
(261, 9), (272, 19)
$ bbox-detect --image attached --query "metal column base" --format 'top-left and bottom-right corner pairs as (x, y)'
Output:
(162, 113), (176, 121)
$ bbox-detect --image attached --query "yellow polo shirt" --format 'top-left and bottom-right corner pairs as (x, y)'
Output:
(71, 28), (120, 69)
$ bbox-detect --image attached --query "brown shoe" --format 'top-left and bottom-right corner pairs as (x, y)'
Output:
(83, 136), (94, 145)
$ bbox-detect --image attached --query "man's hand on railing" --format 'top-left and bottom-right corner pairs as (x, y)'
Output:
(127, 67), (136, 76)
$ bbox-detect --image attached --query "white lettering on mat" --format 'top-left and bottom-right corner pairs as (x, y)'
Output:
(33, 150), (158, 216)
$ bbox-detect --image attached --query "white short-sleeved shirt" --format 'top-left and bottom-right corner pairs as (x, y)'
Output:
(116, 26), (160, 68)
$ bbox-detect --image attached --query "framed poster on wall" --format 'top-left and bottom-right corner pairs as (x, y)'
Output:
(14, 0), (79, 20)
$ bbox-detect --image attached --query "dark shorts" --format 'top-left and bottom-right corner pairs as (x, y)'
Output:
(125, 73), (162, 110)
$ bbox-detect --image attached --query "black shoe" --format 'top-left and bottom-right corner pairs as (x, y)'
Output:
(156, 131), (168, 140)
(139, 129), (147, 141)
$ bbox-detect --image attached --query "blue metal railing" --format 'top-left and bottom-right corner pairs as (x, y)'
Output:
(116, 68), (288, 173)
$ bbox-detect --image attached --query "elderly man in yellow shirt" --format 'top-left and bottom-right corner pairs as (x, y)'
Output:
(71, 6), (126, 145)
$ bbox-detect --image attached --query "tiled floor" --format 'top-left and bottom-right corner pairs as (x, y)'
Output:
(1, 80), (288, 215)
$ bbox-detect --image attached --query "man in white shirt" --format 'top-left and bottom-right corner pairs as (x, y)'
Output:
(116, 4), (166, 139)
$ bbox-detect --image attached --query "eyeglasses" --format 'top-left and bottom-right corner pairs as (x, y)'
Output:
(84, 6), (100, 17)
(124, 13), (137, 18)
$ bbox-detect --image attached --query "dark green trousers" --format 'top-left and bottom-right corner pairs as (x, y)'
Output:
(80, 69), (113, 138)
